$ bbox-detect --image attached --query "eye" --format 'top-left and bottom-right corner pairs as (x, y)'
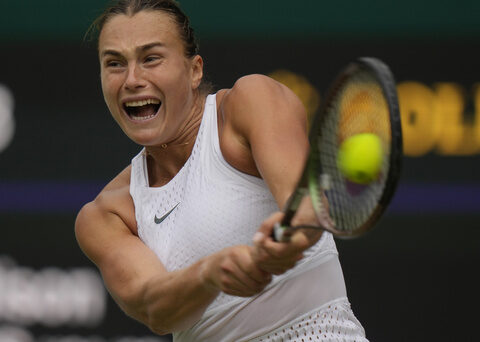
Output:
(105, 60), (123, 68)
(144, 55), (162, 65)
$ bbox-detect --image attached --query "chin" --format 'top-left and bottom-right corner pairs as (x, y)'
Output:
(123, 127), (162, 147)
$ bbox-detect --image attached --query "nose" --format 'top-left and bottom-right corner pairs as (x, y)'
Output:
(124, 64), (147, 90)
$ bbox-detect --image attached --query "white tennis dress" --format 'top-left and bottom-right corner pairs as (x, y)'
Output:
(129, 94), (368, 341)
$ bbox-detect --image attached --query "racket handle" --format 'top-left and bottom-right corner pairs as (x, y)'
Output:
(271, 188), (307, 242)
(273, 222), (292, 242)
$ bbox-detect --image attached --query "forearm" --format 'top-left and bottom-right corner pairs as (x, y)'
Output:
(124, 244), (271, 334)
(76, 197), (225, 334)
(118, 256), (219, 335)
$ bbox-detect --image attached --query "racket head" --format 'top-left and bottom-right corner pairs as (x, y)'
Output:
(280, 57), (402, 240)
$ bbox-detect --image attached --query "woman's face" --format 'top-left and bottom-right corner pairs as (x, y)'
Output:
(98, 10), (203, 146)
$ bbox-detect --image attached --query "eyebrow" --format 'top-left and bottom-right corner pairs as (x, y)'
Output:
(100, 42), (166, 59)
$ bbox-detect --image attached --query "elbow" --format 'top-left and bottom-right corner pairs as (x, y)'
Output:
(149, 325), (171, 336)
(116, 298), (172, 335)
(122, 286), (177, 335)
(144, 309), (172, 336)
(144, 309), (184, 335)
(117, 306), (172, 336)
(144, 302), (203, 335)
(118, 273), (206, 334)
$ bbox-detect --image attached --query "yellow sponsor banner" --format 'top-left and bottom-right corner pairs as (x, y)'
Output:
(270, 69), (480, 157)
(399, 82), (480, 156)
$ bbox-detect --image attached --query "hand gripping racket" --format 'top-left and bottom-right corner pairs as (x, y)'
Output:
(273, 57), (403, 241)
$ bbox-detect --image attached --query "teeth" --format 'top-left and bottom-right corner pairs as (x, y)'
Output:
(125, 98), (160, 107)
(130, 114), (156, 121)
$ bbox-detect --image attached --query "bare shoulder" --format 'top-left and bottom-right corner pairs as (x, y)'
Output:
(221, 74), (305, 118)
(219, 74), (307, 141)
(75, 165), (138, 262)
(76, 165), (136, 234)
(228, 74), (288, 96)
(216, 75), (307, 177)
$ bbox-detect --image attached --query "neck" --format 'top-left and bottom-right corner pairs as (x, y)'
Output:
(145, 94), (206, 186)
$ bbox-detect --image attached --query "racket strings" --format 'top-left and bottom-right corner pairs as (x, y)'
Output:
(316, 69), (392, 234)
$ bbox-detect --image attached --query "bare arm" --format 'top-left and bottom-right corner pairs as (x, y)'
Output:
(220, 74), (309, 207)
(75, 179), (270, 334)
(220, 75), (323, 274)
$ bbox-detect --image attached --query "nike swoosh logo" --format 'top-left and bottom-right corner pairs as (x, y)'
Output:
(154, 203), (180, 224)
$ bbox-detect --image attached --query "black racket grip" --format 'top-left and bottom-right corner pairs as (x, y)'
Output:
(271, 189), (307, 242)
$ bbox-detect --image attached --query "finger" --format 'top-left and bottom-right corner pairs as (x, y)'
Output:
(252, 211), (285, 260)
(254, 211), (285, 242)
(257, 257), (301, 275)
(244, 247), (272, 282)
(289, 230), (313, 250)
(253, 212), (307, 275)
(228, 267), (270, 295)
(254, 241), (304, 274)
(219, 261), (262, 296)
(221, 248), (271, 294)
(260, 236), (303, 258)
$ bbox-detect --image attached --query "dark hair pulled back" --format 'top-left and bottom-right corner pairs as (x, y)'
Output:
(89, 0), (198, 57)
(87, 0), (213, 93)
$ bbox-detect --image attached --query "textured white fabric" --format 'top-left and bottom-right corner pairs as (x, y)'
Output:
(129, 94), (367, 341)
(249, 297), (368, 342)
(176, 255), (362, 342)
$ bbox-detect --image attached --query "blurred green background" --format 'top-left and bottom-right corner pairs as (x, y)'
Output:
(1, 0), (480, 41)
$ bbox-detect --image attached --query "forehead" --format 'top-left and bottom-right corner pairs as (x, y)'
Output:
(99, 10), (182, 53)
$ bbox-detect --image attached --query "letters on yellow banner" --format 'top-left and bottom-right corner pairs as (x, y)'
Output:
(269, 69), (480, 157)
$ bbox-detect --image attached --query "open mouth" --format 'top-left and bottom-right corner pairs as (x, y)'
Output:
(123, 98), (161, 121)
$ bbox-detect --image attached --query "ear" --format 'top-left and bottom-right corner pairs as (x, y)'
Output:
(190, 55), (204, 90)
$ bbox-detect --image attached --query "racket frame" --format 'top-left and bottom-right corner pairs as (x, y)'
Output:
(273, 57), (403, 242)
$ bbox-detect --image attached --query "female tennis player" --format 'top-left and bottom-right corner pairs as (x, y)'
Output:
(75, 0), (368, 340)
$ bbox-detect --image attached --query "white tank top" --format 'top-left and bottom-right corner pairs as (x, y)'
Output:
(130, 94), (350, 341)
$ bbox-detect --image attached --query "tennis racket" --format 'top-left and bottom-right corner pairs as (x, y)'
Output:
(273, 57), (402, 242)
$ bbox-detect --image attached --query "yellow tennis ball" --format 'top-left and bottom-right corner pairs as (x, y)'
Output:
(337, 133), (383, 184)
